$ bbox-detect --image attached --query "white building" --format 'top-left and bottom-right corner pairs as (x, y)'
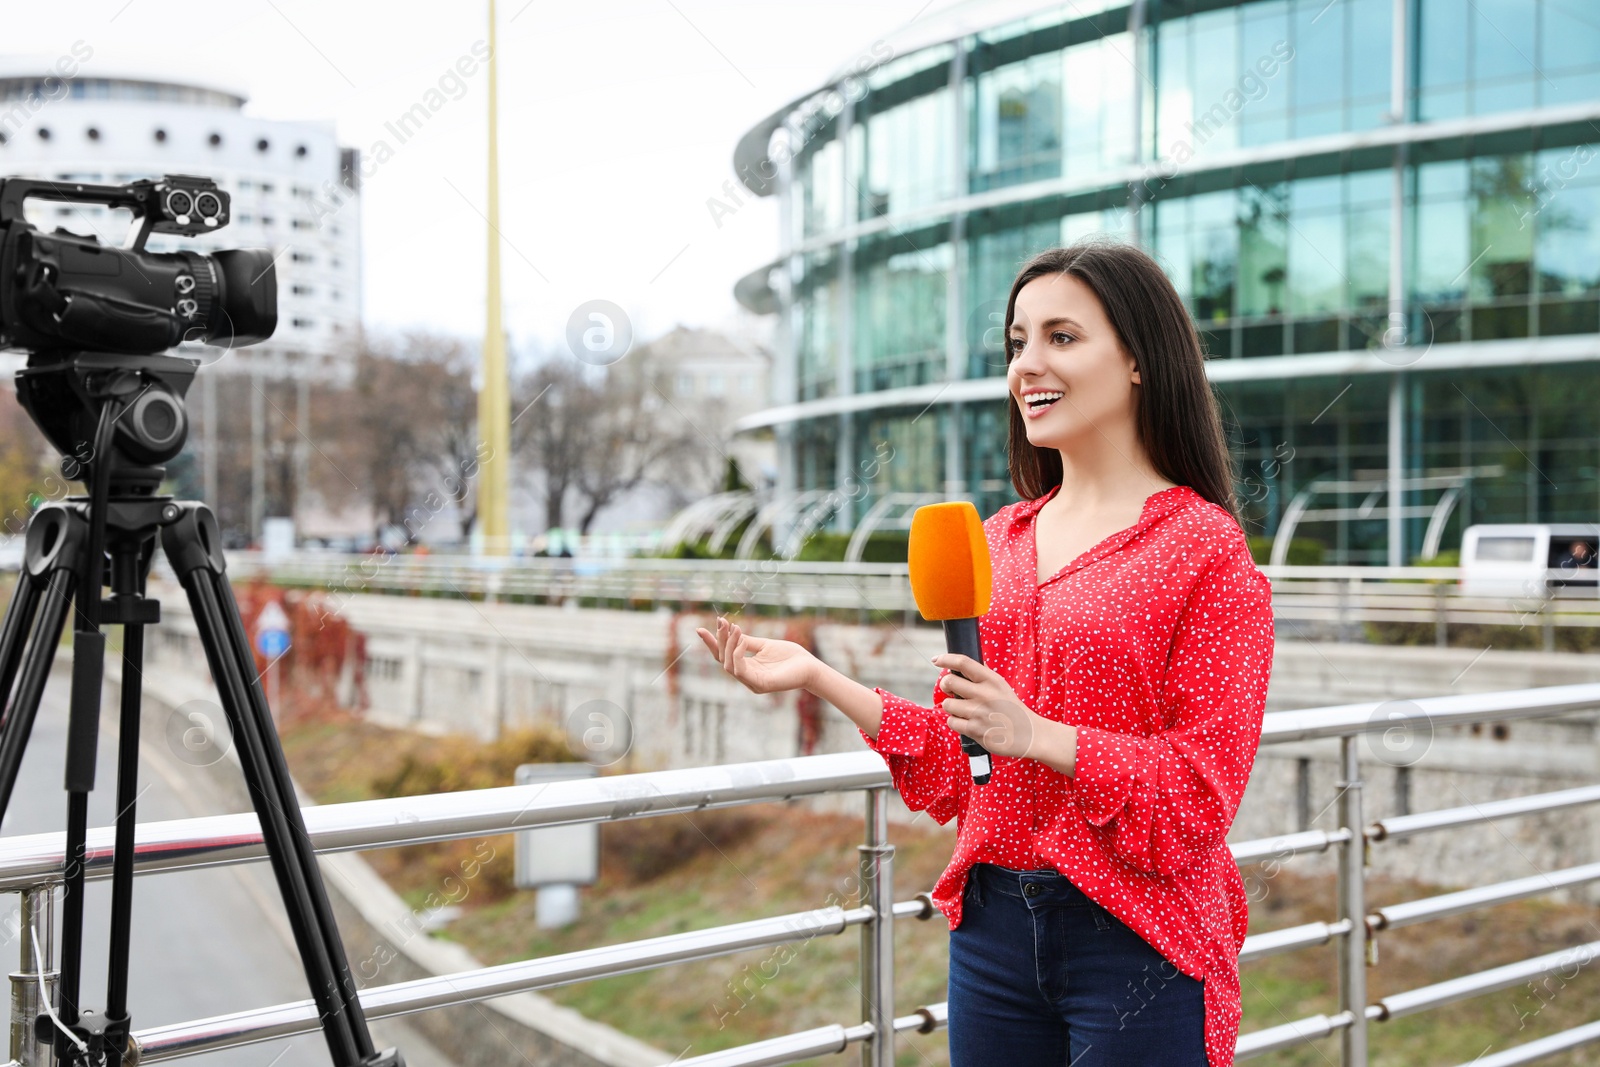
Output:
(0, 58), (361, 382)
(645, 325), (776, 494)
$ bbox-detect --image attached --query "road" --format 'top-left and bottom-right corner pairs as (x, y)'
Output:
(0, 674), (454, 1067)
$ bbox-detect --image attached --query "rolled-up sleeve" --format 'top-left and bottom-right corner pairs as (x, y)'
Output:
(1071, 545), (1274, 876)
(859, 671), (967, 825)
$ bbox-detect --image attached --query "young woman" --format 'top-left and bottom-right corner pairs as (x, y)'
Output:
(696, 241), (1274, 1067)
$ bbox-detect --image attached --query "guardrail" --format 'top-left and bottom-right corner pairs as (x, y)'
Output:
(3, 685), (1599, 1065)
(207, 553), (1600, 644)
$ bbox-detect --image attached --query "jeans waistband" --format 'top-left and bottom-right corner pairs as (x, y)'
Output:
(968, 862), (1095, 905)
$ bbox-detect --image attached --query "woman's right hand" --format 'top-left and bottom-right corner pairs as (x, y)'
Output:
(694, 616), (818, 696)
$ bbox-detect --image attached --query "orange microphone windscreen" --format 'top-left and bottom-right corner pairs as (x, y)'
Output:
(907, 502), (992, 620)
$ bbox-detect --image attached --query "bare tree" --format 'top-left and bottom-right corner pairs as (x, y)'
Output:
(570, 356), (700, 534)
(513, 351), (703, 536)
(406, 336), (480, 539)
(512, 358), (600, 534)
(327, 331), (478, 542)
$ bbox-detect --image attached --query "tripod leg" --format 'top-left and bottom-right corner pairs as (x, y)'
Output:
(60, 553), (110, 1049)
(0, 568), (43, 713)
(57, 789), (93, 1041)
(0, 505), (91, 824)
(104, 589), (146, 1040)
(161, 506), (400, 1067)
(0, 569), (74, 824)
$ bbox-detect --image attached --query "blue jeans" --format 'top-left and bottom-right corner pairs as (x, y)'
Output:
(947, 863), (1206, 1067)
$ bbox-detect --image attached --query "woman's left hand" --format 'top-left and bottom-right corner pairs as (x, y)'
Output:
(932, 654), (1042, 760)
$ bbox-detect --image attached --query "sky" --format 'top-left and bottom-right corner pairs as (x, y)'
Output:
(2, 0), (963, 356)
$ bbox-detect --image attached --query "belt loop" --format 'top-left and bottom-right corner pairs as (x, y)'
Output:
(968, 866), (986, 908)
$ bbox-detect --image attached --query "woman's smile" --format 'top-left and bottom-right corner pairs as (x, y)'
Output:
(1020, 388), (1065, 419)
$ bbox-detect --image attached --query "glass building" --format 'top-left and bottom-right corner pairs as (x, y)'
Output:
(729, 0), (1600, 565)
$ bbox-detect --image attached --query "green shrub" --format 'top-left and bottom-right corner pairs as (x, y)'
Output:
(791, 530), (908, 563)
(1247, 535), (1326, 566)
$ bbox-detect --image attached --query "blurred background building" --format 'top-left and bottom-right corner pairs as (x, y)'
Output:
(647, 325), (776, 494)
(731, 0), (1600, 565)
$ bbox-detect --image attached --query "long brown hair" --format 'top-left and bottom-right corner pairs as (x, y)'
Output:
(1003, 240), (1240, 526)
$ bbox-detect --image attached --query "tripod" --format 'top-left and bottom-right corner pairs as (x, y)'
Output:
(0, 351), (401, 1066)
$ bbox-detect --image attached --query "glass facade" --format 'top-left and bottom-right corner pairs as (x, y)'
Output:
(853, 238), (950, 392)
(1228, 366), (1600, 563)
(1146, 171), (1393, 357)
(741, 0), (1600, 564)
(1417, 0), (1600, 118)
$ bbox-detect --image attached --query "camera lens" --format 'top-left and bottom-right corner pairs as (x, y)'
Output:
(195, 192), (222, 219)
(166, 189), (194, 218)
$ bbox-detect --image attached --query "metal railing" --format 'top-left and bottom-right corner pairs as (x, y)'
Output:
(208, 553), (1600, 641)
(2, 685), (1599, 1066)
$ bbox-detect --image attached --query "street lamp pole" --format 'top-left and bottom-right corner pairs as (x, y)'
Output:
(477, 0), (513, 554)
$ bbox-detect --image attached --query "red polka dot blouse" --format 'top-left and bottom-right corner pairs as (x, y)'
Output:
(859, 483), (1275, 1067)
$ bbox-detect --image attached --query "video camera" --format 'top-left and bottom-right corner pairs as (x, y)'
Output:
(0, 174), (277, 481)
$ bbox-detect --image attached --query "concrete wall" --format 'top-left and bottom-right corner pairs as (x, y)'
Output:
(143, 582), (1600, 890)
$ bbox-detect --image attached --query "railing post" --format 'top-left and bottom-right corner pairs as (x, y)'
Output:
(1336, 737), (1367, 1066)
(9, 886), (57, 1066)
(1337, 577), (1352, 642)
(1434, 583), (1447, 648)
(859, 788), (894, 1067)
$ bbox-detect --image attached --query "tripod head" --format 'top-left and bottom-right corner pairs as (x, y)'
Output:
(15, 350), (196, 496)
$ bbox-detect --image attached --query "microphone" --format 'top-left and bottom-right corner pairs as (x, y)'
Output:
(907, 501), (993, 786)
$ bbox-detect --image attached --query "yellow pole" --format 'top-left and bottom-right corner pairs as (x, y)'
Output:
(477, 0), (512, 554)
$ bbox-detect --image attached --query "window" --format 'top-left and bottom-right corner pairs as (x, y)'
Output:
(706, 373), (725, 396)
(799, 139), (844, 238)
(858, 88), (954, 217)
(854, 242), (951, 392)
(1476, 536), (1535, 561)
(973, 54), (1060, 191)
(677, 372), (694, 395)
(1534, 145), (1600, 298)
(740, 373), (756, 394)
(1238, 184), (1289, 319)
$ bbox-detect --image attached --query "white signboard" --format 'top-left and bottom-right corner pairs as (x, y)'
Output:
(514, 763), (600, 889)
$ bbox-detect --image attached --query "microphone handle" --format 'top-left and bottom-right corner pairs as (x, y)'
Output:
(941, 617), (992, 785)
